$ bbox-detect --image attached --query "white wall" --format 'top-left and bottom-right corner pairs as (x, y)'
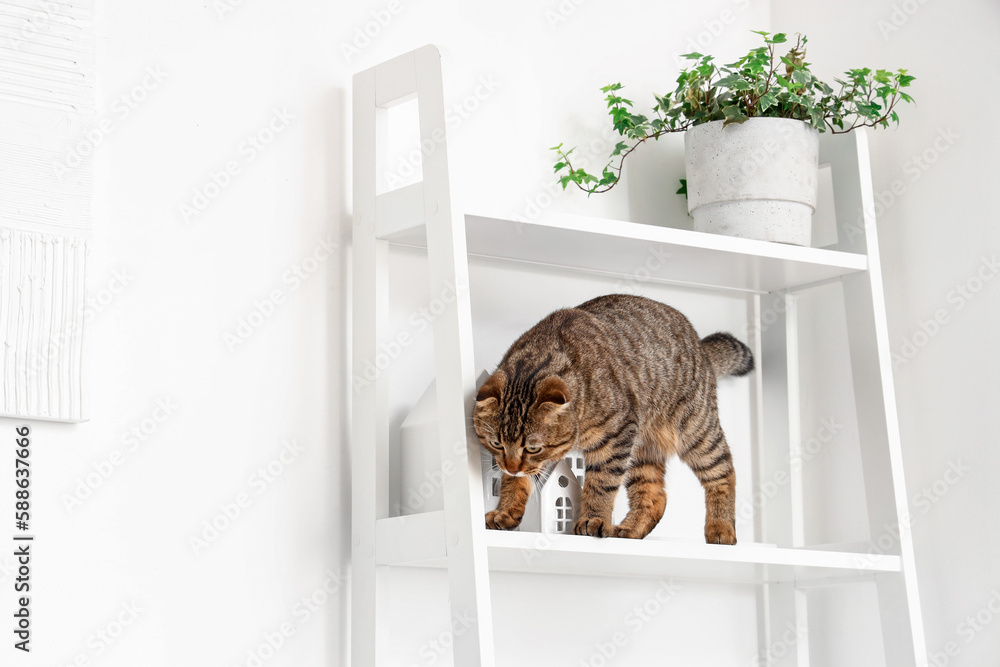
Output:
(0, 2), (772, 665)
(6, 0), (994, 665)
(2, 1), (350, 665)
(770, 1), (1000, 666)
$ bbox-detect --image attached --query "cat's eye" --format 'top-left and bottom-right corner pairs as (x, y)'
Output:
(490, 441), (502, 450)
(525, 443), (542, 454)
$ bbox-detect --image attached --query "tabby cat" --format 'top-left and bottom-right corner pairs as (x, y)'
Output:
(473, 294), (753, 544)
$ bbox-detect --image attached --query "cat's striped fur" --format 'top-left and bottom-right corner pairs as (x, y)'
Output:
(473, 294), (753, 543)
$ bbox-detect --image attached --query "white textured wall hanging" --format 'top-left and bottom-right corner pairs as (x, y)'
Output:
(0, 0), (94, 422)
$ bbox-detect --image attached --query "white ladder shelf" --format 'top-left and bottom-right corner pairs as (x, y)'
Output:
(351, 45), (926, 667)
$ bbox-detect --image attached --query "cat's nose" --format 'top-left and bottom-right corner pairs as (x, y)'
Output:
(501, 454), (520, 473)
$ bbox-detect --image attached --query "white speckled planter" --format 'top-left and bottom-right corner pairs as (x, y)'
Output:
(685, 117), (819, 246)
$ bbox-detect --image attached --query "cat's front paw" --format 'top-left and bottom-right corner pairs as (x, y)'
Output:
(573, 516), (614, 538)
(612, 525), (646, 540)
(705, 520), (737, 545)
(486, 509), (522, 530)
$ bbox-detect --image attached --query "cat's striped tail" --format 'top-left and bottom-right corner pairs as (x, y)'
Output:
(701, 332), (754, 378)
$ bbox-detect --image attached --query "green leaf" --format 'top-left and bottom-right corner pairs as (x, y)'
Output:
(759, 92), (777, 112)
(676, 178), (687, 197)
(856, 101), (879, 116)
(771, 32), (788, 43)
(810, 107), (824, 128)
(553, 161), (567, 172)
(680, 52), (704, 60)
(722, 105), (749, 126)
(716, 74), (741, 88)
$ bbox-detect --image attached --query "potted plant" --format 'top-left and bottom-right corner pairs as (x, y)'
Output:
(552, 32), (915, 245)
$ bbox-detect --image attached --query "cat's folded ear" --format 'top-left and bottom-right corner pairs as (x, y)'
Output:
(475, 371), (505, 404)
(532, 376), (571, 410)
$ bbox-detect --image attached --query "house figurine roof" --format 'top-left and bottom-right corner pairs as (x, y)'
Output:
(399, 375), (444, 431)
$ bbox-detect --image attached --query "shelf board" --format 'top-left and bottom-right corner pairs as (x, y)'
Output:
(375, 511), (899, 586)
(381, 209), (867, 294)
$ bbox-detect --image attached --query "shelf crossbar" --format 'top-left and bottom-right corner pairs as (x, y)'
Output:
(383, 210), (867, 295)
(375, 511), (901, 587)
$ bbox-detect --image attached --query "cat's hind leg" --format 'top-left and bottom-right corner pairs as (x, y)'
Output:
(679, 415), (737, 545)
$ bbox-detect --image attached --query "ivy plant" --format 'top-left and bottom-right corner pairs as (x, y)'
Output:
(553, 31), (915, 195)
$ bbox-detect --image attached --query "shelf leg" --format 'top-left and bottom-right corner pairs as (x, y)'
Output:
(351, 61), (392, 666)
(751, 292), (810, 666)
(825, 130), (927, 666)
(416, 46), (496, 667)
(350, 239), (388, 667)
(842, 266), (926, 667)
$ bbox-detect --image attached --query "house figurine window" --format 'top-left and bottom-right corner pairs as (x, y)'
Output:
(568, 456), (586, 488)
